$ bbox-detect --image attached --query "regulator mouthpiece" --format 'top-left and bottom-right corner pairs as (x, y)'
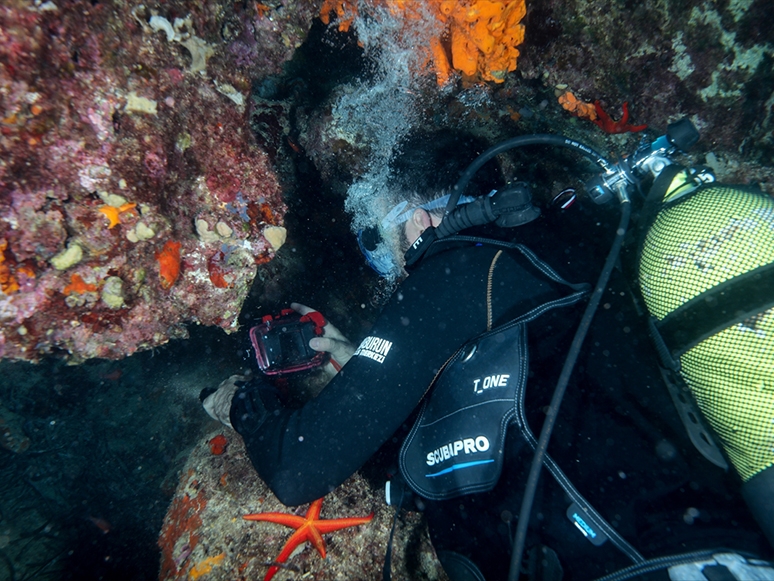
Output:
(436, 183), (539, 238)
(492, 183), (542, 228)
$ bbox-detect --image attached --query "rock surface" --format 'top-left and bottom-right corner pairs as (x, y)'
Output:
(0, 0), (325, 362)
(159, 429), (447, 581)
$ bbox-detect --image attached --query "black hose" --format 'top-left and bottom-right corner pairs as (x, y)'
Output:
(507, 199), (632, 580)
(441, 132), (627, 578)
(447, 134), (614, 215)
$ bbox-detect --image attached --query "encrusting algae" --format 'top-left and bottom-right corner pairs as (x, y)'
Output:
(63, 273), (98, 296)
(188, 554), (225, 580)
(320, 0), (527, 85)
(0, 240), (35, 295)
(0, 240), (20, 295)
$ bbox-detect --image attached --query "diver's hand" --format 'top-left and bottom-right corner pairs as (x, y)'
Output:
(202, 374), (246, 429)
(291, 302), (355, 370)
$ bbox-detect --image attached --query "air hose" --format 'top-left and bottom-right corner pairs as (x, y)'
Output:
(442, 134), (632, 580)
(446, 134), (614, 216)
(508, 197), (631, 578)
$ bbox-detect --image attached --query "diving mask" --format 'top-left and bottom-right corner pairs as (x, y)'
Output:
(357, 193), (476, 279)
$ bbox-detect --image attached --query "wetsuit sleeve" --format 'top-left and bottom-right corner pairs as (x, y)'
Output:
(232, 246), (561, 506)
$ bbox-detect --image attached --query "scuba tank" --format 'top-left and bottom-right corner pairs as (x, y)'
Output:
(635, 164), (774, 548)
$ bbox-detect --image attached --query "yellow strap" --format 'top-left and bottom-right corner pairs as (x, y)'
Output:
(487, 250), (504, 331)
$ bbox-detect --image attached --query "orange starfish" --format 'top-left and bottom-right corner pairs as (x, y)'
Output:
(243, 497), (373, 581)
(98, 203), (137, 229)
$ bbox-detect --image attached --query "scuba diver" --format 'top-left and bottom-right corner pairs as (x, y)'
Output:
(202, 125), (774, 580)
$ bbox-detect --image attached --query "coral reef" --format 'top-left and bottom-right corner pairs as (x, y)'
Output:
(158, 475), (208, 581)
(159, 429), (448, 581)
(0, 0), (325, 362)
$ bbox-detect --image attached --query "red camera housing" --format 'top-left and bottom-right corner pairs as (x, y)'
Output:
(249, 309), (329, 375)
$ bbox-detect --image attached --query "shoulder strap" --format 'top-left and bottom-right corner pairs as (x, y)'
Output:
(651, 261), (774, 369)
(418, 234), (591, 293)
(621, 164), (686, 290)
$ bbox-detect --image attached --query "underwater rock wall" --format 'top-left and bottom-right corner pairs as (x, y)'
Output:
(521, 0), (773, 164)
(300, 0), (772, 200)
(0, 0), (321, 363)
(273, 0), (774, 301)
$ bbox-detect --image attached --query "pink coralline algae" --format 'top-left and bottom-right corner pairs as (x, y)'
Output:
(0, 0), (316, 363)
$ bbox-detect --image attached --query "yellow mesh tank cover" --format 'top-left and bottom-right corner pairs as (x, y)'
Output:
(639, 179), (774, 482)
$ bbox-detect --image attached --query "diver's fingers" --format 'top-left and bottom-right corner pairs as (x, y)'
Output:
(320, 322), (349, 342)
(308, 336), (335, 353)
(290, 302), (316, 316)
(291, 303), (349, 341)
(290, 303), (353, 361)
(309, 337), (355, 366)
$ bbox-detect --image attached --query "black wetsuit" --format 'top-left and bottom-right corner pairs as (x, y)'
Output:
(231, 209), (771, 579)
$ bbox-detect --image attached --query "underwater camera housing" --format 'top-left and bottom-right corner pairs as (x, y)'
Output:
(249, 309), (329, 375)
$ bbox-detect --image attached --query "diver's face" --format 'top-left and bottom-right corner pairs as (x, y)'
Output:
(404, 209), (441, 247)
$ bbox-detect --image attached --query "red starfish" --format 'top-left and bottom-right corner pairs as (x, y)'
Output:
(592, 101), (647, 134)
(243, 498), (373, 581)
(255, 2), (271, 18)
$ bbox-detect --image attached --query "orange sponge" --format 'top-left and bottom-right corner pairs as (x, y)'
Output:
(63, 273), (98, 296)
(155, 240), (182, 290)
(558, 91), (598, 121)
(320, 0), (527, 85)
